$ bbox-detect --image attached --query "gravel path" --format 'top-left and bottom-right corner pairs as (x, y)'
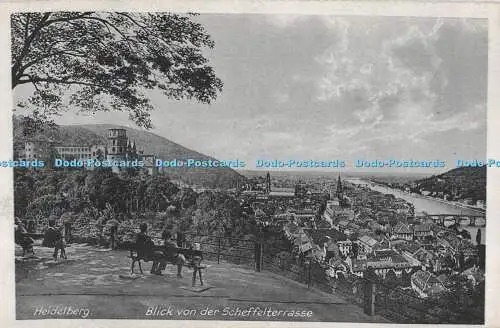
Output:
(15, 243), (389, 322)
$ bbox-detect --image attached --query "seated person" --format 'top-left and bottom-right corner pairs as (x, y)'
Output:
(14, 218), (34, 256)
(136, 223), (166, 275)
(27, 219), (36, 233)
(161, 228), (186, 278)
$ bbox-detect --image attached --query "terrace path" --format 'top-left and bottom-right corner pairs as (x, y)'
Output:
(16, 243), (388, 322)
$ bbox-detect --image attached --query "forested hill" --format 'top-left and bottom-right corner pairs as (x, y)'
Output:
(13, 116), (246, 189)
(412, 166), (486, 201)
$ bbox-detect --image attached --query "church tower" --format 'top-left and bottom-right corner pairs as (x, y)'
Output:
(106, 128), (128, 162)
(266, 171), (271, 193)
(336, 173), (343, 199)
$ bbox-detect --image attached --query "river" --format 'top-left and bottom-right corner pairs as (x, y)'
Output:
(347, 178), (486, 245)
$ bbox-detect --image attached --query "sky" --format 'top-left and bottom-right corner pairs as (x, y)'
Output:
(13, 14), (488, 172)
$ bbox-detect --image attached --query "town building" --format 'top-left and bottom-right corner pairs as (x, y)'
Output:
(333, 220), (349, 233)
(413, 224), (433, 239)
(337, 240), (353, 258)
(392, 222), (413, 241)
(24, 135), (56, 162)
(357, 235), (379, 255)
(268, 187), (296, 199)
(411, 270), (446, 298)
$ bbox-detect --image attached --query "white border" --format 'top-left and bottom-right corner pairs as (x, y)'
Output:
(0, 1), (498, 328)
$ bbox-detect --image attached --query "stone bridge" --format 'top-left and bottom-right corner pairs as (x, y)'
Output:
(415, 214), (486, 227)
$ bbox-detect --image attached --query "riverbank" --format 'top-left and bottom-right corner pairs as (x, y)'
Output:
(346, 177), (486, 245)
(347, 178), (485, 216)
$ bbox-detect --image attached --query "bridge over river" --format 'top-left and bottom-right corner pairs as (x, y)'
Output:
(347, 178), (486, 244)
(414, 213), (485, 227)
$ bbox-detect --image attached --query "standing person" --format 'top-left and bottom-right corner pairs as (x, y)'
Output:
(176, 230), (186, 248)
(60, 212), (74, 244)
(107, 219), (119, 250)
(110, 221), (119, 250)
(43, 219), (66, 260)
(191, 243), (204, 287)
(27, 219), (36, 233)
(136, 223), (166, 275)
(64, 221), (72, 243)
(58, 222), (67, 260)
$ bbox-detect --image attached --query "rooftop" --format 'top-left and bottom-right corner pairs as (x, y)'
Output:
(359, 235), (378, 247)
(414, 224), (432, 233)
(269, 191), (295, 197)
(393, 222), (412, 234)
(305, 229), (347, 245)
(411, 270), (445, 294)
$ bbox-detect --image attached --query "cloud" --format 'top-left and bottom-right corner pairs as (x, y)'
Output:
(273, 91), (290, 104)
(266, 14), (304, 28)
(312, 16), (486, 160)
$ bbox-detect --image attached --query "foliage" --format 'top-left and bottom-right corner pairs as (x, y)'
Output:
(384, 269), (399, 288)
(458, 229), (471, 240)
(431, 274), (485, 323)
(11, 12), (223, 128)
(15, 168), (254, 241)
(411, 167), (486, 202)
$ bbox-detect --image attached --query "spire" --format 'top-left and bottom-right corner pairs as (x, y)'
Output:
(337, 173), (343, 195)
(132, 140), (136, 150)
(266, 171), (271, 193)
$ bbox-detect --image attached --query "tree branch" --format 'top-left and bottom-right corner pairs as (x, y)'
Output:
(23, 14), (30, 44)
(12, 12), (52, 88)
(31, 80), (40, 92)
(19, 50), (87, 73)
(79, 16), (134, 52)
(18, 75), (106, 89)
(41, 12), (93, 27)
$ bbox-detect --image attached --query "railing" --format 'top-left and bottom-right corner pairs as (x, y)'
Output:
(181, 232), (256, 267)
(257, 234), (482, 324)
(45, 225), (482, 324)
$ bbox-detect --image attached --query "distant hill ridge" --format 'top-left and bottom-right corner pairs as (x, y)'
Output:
(413, 166), (486, 201)
(13, 117), (246, 189)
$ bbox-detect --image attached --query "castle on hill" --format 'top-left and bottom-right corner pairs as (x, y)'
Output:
(23, 128), (157, 174)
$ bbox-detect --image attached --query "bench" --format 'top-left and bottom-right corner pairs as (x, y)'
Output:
(128, 246), (205, 275)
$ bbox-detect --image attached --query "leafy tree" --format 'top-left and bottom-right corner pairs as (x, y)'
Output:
(477, 244), (485, 270)
(476, 229), (482, 245)
(173, 187), (198, 209)
(350, 242), (359, 259)
(100, 176), (129, 211)
(435, 274), (484, 323)
(84, 169), (114, 208)
(25, 194), (66, 219)
(11, 12), (223, 128)
(459, 229), (471, 240)
(384, 269), (399, 288)
(14, 172), (35, 217)
(443, 254), (457, 270)
(145, 175), (179, 210)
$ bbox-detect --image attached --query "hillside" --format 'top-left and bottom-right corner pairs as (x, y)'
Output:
(411, 166), (486, 202)
(13, 116), (246, 189)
